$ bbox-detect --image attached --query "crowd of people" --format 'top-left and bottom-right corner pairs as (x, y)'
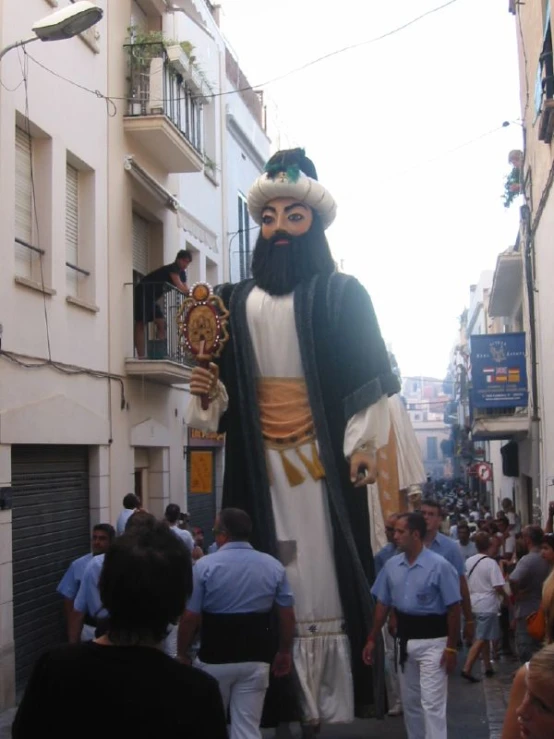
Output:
(9, 486), (554, 739)
(367, 484), (554, 739)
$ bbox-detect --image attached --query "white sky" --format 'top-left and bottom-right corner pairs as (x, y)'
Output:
(219, 0), (522, 378)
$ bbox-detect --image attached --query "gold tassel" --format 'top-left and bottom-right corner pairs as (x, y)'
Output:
(279, 450), (306, 487)
(295, 442), (326, 481)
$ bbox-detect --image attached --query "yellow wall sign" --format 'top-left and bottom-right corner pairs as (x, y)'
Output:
(189, 450), (214, 494)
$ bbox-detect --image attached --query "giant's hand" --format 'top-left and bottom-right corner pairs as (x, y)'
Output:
(350, 449), (377, 487)
(189, 364), (219, 400)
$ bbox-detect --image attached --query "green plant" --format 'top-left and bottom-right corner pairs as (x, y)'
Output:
(126, 27), (194, 63)
(503, 166), (521, 208)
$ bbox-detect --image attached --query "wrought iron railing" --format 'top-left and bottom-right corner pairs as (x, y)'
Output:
(124, 42), (203, 154)
(130, 281), (192, 364)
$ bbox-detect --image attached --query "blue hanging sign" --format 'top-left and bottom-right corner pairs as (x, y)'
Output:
(470, 333), (528, 409)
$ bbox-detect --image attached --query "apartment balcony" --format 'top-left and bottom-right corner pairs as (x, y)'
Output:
(125, 282), (193, 386)
(488, 249), (523, 318)
(123, 43), (205, 174)
(471, 407), (529, 441)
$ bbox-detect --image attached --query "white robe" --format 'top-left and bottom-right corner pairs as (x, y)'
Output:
(186, 287), (390, 725)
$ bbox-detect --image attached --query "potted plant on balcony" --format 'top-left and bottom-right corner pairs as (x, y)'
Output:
(503, 149), (523, 208)
(126, 28), (194, 115)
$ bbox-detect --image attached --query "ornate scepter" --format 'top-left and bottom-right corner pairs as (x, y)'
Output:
(177, 283), (229, 410)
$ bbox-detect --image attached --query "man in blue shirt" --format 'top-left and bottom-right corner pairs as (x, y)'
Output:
(363, 512), (461, 739)
(71, 511), (156, 643)
(178, 508), (295, 739)
(57, 523), (114, 641)
(420, 498), (475, 645)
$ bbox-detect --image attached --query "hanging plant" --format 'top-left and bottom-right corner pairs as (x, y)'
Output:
(503, 166), (521, 208)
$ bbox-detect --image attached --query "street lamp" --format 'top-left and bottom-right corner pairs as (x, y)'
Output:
(0, 2), (103, 63)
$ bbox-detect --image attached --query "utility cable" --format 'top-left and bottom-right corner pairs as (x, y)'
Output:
(23, 0), (462, 108)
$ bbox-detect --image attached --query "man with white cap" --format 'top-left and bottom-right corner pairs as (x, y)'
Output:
(186, 148), (399, 736)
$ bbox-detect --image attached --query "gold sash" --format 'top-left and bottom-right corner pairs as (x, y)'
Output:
(257, 378), (325, 486)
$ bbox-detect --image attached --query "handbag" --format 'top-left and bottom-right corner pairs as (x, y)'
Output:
(526, 607), (546, 641)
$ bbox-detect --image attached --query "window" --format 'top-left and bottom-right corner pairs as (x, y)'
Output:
(132, 212), (150, 282)
(237, 193), (250, 280)
(427, 437), (439, 461)
(14, 127), (35, 277)
(536, 4), (553, 121)
(66, 163), (80, 295)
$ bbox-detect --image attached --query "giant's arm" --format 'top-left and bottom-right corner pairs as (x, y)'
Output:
(335, 277), (399, 460)
(343, 396), (390, 459)
(184, 379), (228, 433)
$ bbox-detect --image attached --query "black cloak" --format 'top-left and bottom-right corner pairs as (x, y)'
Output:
(214, 272), (400, 723)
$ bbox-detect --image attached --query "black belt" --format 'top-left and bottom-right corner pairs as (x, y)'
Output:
(199, 611), (273, 664)
(395, 611), (448, 671)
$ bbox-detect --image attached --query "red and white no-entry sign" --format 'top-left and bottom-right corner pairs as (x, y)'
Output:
(476, 463), (492, 482)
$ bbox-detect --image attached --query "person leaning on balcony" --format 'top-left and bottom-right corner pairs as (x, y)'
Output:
(134, 249), (192, 358)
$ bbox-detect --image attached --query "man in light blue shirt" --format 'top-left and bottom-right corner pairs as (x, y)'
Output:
(364, 512), (461, 739)
(71, 511), (157, 642)
(420, 498), (475, 645)
(57, 523), (114, 641)
(178, 508), (295, 739)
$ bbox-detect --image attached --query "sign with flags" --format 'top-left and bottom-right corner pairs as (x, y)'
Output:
(470, 333), (528, 409)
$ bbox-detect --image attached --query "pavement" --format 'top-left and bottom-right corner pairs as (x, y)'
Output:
(0, 654), (517, 738)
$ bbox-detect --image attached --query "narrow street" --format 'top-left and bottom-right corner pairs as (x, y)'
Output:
(254, 654), (514, 739)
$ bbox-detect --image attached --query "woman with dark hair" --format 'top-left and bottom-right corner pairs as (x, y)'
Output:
(12, 523), (227, 739)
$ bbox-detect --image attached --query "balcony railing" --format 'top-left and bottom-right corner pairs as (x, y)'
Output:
(130, 281), (191, 365)
(125, 42), (203, 154)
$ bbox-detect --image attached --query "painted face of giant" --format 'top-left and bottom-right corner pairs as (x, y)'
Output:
(261, 197), (314, 245)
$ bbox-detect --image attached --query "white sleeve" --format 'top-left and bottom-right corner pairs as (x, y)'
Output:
(343, 395), (390, 459)
(184, 381), (229, 433)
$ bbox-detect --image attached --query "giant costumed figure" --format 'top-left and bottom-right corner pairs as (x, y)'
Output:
(186, 149), (400, 735)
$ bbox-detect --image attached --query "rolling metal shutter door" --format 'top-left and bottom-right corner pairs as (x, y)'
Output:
(11, 446), (90, 693)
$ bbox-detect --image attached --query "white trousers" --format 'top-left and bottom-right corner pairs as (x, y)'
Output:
(383, 625), (401, 708)
(397, 636), (448, 739)
(196, 658), (270, 739)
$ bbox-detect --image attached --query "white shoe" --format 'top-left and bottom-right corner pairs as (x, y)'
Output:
(387, 702), (403, 717)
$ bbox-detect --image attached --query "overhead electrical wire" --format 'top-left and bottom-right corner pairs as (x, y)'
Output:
(21, 0), (462, 113)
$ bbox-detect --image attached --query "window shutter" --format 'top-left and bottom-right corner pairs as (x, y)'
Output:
(15, 127), (33, 274)
(66, 164), (79, 295)
(132, 212), (149, 278)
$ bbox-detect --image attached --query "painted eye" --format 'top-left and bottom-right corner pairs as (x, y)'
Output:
(261, 215), (274, 224)
(288, 213), (304, 222)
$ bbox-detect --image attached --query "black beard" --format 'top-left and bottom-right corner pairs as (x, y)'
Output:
(250, 216), (335, 296)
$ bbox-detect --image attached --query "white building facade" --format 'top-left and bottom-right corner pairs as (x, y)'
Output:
(0, 0), (271, 709)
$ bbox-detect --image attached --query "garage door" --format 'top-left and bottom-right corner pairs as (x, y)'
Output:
(11, 445), (90, 693)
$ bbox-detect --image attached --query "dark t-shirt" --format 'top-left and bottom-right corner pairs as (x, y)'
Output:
(139, 263), (186, 300)
(12, 643), (227, 739)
